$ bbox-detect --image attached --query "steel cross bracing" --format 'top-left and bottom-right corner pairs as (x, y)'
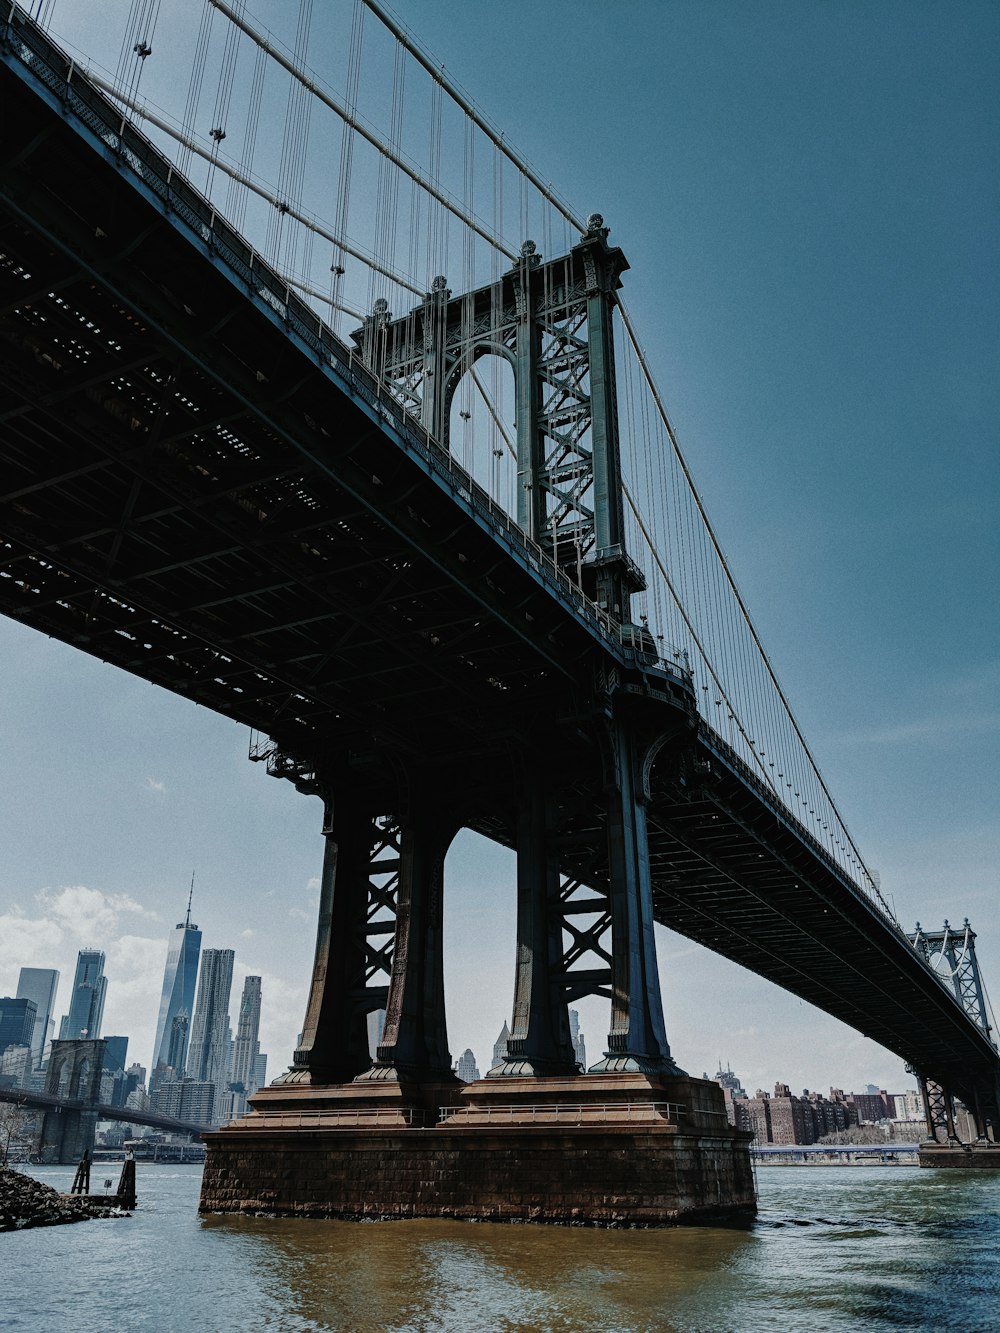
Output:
(358, 249), (602, 570)
(910, 922), (994, 1043)
(2, 6), (999, 1118)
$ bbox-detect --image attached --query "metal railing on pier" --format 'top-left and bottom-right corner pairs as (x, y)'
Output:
(437, 1100), (686, 1125)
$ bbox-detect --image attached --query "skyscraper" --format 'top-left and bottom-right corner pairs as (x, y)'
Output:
(58, 950), (107, 1040)
(186, 948), (235, 1097)
(251, 1051), (268, 1096)
(0, 998), (37, 1057)
(15, 967), (59, 1067)
(101, 1035), (129, 1074)
(492, 1021), (510, 1069)
(166, 1013), (189, 1074)
(456, 1048), (480, 1082)
(231, 976), (262, 1092)
(569, 1008), (587, 1070)
(151, 880), (202, 1073)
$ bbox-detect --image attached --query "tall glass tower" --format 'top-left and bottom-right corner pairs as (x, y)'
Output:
(16, 967), (59, 1066)
(58, 949), (107, 1040)
(187, 948), (235, 1092)
(151, 879), (202, 1073)
(231, 976), (262, 1092)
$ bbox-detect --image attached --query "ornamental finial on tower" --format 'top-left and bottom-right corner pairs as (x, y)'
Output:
(584, 213), (609, 242)
(516, 239), (541, 269)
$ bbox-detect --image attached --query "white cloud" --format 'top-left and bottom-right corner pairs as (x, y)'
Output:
(145, 776), (167, 794)
(288, 907), (310, 920)
(0, 887), (166, 1066)
(240, 928), (255, 939)
(38, 885), (155, 940)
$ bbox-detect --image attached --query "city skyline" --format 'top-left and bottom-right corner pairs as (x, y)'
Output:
(0, 0), (995, 1097)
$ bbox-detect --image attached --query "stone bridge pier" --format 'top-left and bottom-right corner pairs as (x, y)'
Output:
(38, 1039), (106, 1164)
(201, 709), (756, 1225)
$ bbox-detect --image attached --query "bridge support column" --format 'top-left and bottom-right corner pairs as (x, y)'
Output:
(358, 805), (456, 1083)
(592, 721), (683, 1076)
(490, 774), (577, 1077)
(919, 1076), (961, 1145)
(284, 795), (379, 1085)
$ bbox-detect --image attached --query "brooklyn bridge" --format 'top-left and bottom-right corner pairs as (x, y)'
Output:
(1, 2), (995, 1218)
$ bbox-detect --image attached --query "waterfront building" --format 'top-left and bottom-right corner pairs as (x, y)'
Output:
(456, 1048), (480, 1081)
(126, 1061), (147, 1089)
(735, 1083), (858, 1143)
(151, 885), (202, 1073)
(125, 1085), (151, 1113)
(0, 1043), (32, 1086)
(15, 967), (59, 1067)
(492, 1021), (510, 1068)
(153, 1077), (216, 1124)
(58, 949), (107, 1040)
(848, 1089), (894, 1123)
(218, 1084), (246, 1122)
(707, 1064), (750, 1126)
(148, 1062), (175, 1102)
(251, 1051), (268, 1095)
(232, 976), (262, 1093)
(0, 997), (37, 1057)
(187, 948), (235, 1117)
(710, 1062), (747, 1097)
(894, 1089), (923, 1121)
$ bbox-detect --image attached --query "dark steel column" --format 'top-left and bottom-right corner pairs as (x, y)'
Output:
(513, 242), (544, 541)
(290, 794), (374, 1084)
(591, 721), (683, 1075)
(918, 1075), (938, 1142)
(360, 808), (455, 1081)
(576, 216), (632, 622)
(491, 775), (577, 1076)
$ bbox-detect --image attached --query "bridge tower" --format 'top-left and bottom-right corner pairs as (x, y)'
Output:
(909, 921), (1000, 1150)
(203, 218), (754, 1225)
(355, 213), (647, 634)
(38, 1038), (105, 1165)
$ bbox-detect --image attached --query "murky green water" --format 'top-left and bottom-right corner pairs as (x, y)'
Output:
(4, 1164), (999, 1331)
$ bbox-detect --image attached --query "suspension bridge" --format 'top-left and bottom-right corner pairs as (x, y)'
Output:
(1, 2), (996, 1219)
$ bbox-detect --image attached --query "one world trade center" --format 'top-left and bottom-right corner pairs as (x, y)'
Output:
(152, 877), (202, 1073)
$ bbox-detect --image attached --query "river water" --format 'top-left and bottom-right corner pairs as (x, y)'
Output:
(4, 1164), (999, 1331)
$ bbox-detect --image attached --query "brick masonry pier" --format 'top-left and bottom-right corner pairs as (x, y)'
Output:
(200, 1073), (756, 1226)
(919, 1143), (1000, 1169)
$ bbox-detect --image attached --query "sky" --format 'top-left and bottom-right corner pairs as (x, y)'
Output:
(0, 0), (997, 1099)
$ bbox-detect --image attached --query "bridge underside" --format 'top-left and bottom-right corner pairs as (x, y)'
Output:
(1, 6), (997, 1172)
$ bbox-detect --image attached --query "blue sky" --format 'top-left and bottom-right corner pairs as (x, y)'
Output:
(0, 0), (996, 1096)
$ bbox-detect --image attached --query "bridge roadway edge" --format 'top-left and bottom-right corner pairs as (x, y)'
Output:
(199, 1073), (756, 1226)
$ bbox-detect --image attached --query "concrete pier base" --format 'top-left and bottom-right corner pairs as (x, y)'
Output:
(200, 1073), (756, 1226)
(919, 1142), (1000, 1168)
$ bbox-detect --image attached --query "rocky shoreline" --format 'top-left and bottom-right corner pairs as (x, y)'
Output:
(0, 1166), (95, 1231)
